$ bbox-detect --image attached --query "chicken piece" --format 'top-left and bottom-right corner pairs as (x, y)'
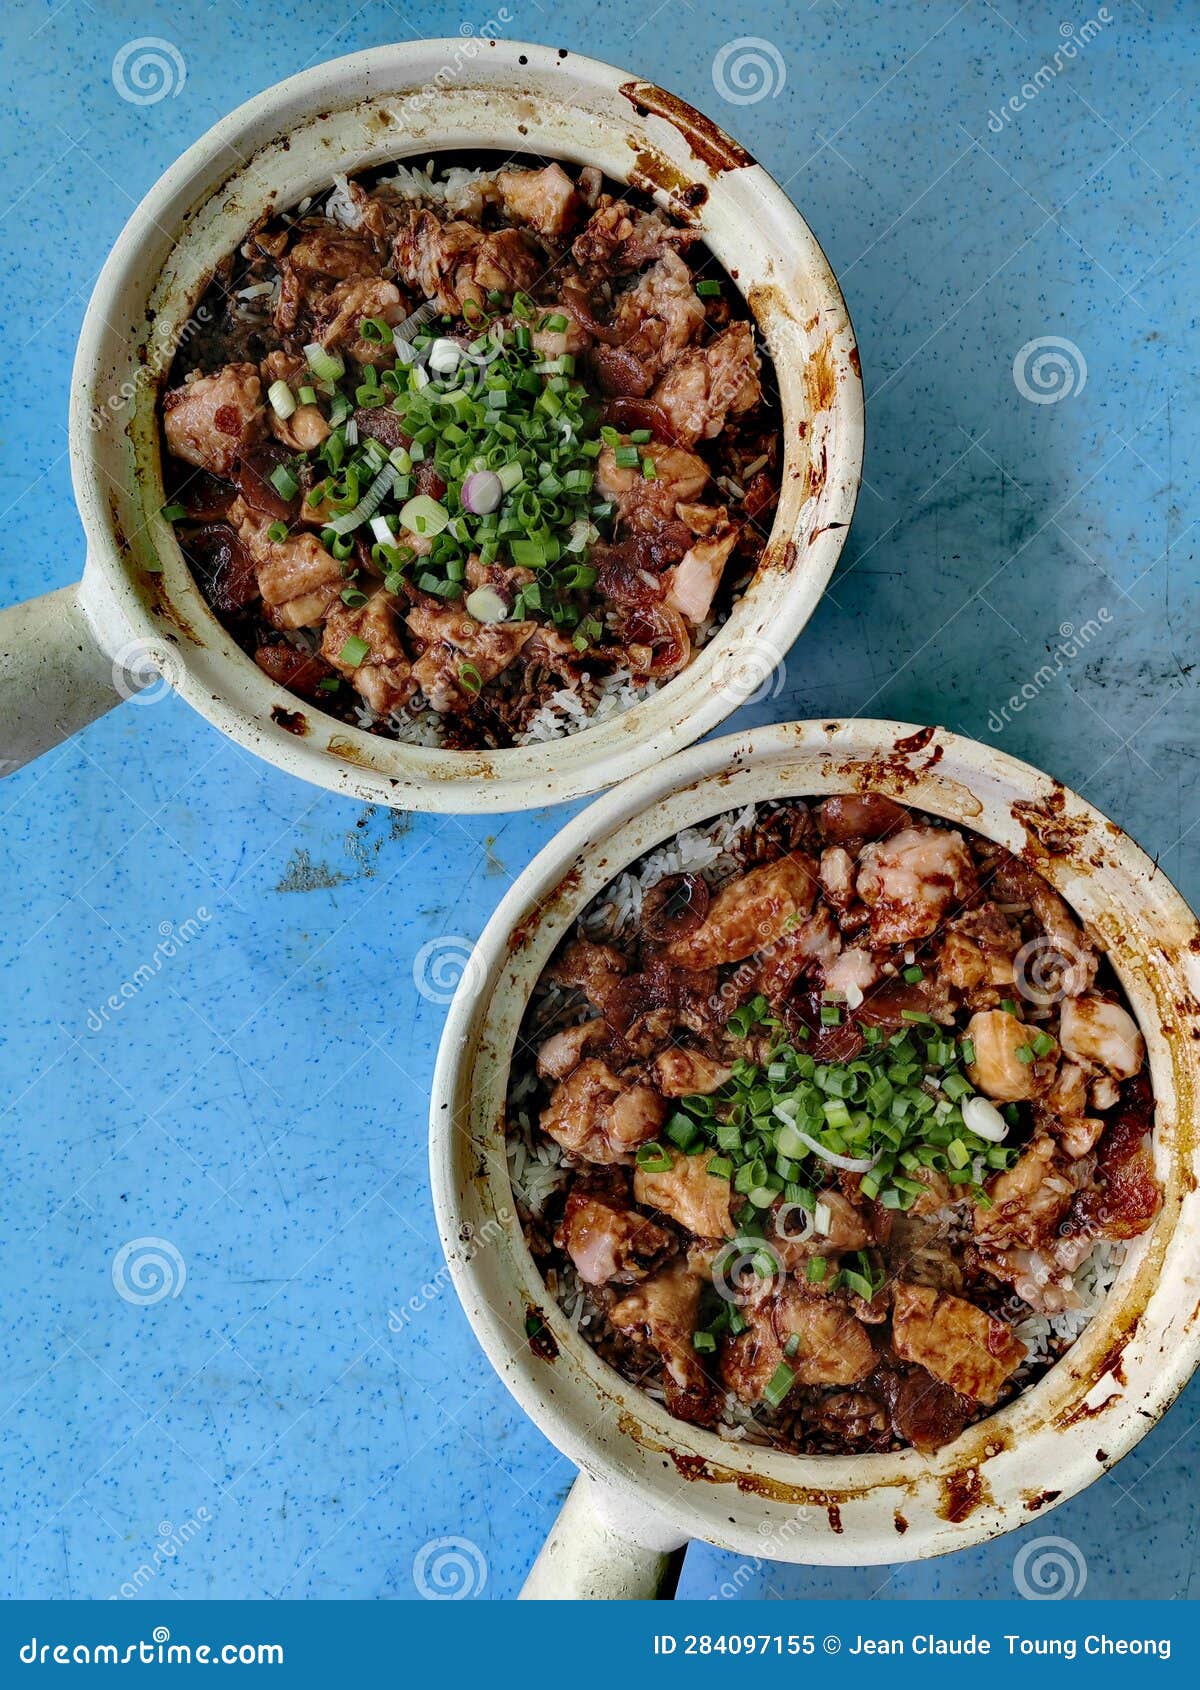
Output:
(662, 526), (739, 625)
(253, 639), (333, 700)
(973, 1135), (1082, 1253)
(814, 1389), (892, 1449)
(541, 1059), (666, 1164)
(611, 252), (706, 379)
(964, 1009), (1057, 1102)
(819, 845), (856, 909)
(992, 856), (1098, 999)
(595, 439), (709, 530)
(856, 825), (976, 948)
(906, 1165), (957, 1218)
(675, 501), (726, 537)
(718, 1293), (786, 1403)
(315, 277), (408, 363)
(320, 591), (416, 716)
(664, 854), (818, 969)
(472, 227), (542, 299)
(391, 209), (486, 316)
(614, 601), (694, 681)
(555, 1185), (674, 1286)
(1036, 1061), (1105, 1160)
(1070, 1070), (1160, 1242)
(610, 1264), (715, 1424)
(648, 1048), (732, 1097)
(1059, 994), (1145, 1080)
(275, 228), (382, 334)
(939, 905), (1022, 994)
(536, 1019), (608, 1082)
(721, 1282), (874, 1403)
(891, 1283), (1026, 1407)
(547, 940), (628, 1014)
(634, 1148), (734, 1239)
(406, 601), (536, 712)
(651, 321), (762, 447)
(753, 906), (842, 1004)
(495, 163), (581, 238)
(818, 793), (910, 847)
(773, 1281), (876, 1386)
(530, 298), (591, 359)
(572, 196), (697, 275)
(769, 1187), (872, 1271)
(162, 364), (266, 478)
(243, 514), (342, 630)
(823, 945), (880, 1006)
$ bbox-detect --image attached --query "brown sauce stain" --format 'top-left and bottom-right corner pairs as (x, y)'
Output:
(938, 1466), (990, 1524)
(1023, 1489), (1062, 1512)
(803, 337), (839, 415)
(619, 81), (755, 172)
(326, 733), (371, 767)
(524, 1303), (559, 1362)
(894, 725), (937, 755)
(270, 705), (308, 735)
(806, 442), (828, 498)
(1012, 790), (1090, 858)
(826, 1503), (843, 1534)
(893, 1513), (909, 1534)
(668, 1451), (711, 1480)
(849, 346), (862, 378)
(629, 149), (708, 221)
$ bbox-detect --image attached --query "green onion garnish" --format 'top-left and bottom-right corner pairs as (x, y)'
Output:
(338, 635), (370, 668)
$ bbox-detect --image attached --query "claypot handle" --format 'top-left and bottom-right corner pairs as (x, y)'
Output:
(519, 1473), (687, 1601)
(0, 581), (129, 774)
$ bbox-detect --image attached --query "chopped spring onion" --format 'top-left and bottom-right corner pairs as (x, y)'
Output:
(325, 463), (398, 537)
(428, 337), (462, 374)
(458, 662), (483, 695)
(160, 503), (187, 522)
(762, 1362), (795, 1409)
(266, 521), (289, 543)
(304, 342), (345, 383)
(267, 380), (297, 419)
(338, 635), (370, 668)
(636, 1142), (673, 1173)
(464, 585), (509, 625)
(961, 1095), (1009, 1143)
(806, 1256), (828, 1284)
(398, 493), (449, 537)
(696, 279), (722, 297)
(269, 464), (299, 501)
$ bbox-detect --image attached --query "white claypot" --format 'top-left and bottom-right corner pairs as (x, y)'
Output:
(430, 720), (1200, 1597)
(0, 41), (861, 812)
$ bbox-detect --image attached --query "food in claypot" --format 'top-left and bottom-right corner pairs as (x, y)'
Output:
(507, 794), (1160, 1454)
(158, 156), (781, 749)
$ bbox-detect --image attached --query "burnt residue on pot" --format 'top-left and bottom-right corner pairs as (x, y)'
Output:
(938, 1465), (990, 1524)
(271, 705), (308, 735)
(826, 1503), (844, 1534)
(1023, 1489), (1062, 1512)
(525, 1303), (559, 1361)
(619, 81), (755, 172)
(628, 147), (709, 221)
(893, 1512), (909, 1534)
(1012, 789), (1091, 858)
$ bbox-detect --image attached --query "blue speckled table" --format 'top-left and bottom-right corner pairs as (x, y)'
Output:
(1, 0), (1197, 1602)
